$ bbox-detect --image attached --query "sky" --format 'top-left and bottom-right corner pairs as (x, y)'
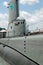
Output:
(0, 0), (43, 32)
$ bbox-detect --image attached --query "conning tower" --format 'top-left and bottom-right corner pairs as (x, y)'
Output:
(6, 0), (26, 37)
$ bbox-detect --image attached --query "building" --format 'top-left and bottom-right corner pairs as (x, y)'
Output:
(0, 30), (6, 38)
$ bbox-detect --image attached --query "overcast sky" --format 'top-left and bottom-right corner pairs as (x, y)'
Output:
(0, 0), (43, 32)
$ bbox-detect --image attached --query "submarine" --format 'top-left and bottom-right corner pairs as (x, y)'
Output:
(0, 0), (43, 65)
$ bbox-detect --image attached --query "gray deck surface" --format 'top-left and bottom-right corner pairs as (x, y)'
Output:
(0, 45), (39, 65)
(0, 34), (43, 65)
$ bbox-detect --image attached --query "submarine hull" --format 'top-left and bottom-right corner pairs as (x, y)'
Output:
(0, 34), (43, 65)
(0, 44), (39, 65)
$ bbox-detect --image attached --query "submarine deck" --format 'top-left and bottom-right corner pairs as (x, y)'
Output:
(0, 34), (43, 65)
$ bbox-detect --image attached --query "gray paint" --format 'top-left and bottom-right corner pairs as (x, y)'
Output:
(0, 34), (43, 65)
(6, 19), (25, 37)
(0, 0), (43, 65)
(9, 0), (19, 22)
(0, 57), (10, 65)
(0, 45), (39, 65)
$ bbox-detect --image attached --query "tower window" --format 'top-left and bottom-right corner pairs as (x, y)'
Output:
(18, 22), (20, 24)
(23, 21), (24, 24)
(21, 22), (22, 24)
(11, 26), (12, 29)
